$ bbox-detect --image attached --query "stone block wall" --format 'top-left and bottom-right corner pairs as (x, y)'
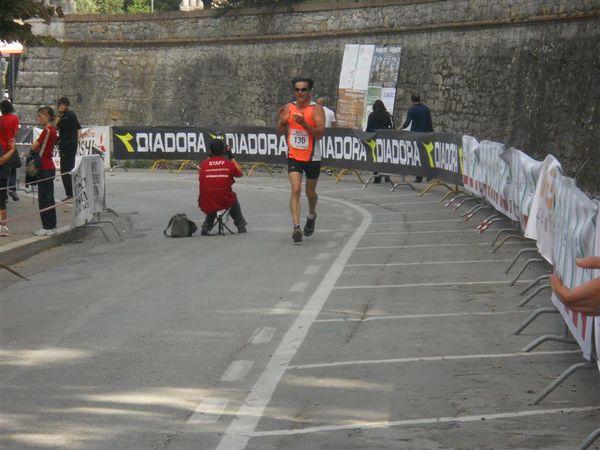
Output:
(14, 0), (600, 192)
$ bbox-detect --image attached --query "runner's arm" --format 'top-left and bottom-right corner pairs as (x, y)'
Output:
(276, 105), (289, 136)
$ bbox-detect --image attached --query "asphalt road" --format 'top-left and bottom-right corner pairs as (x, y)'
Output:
(1, 170), (599, 450)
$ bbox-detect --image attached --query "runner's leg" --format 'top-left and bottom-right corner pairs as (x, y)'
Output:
(288, 171), (302, 227)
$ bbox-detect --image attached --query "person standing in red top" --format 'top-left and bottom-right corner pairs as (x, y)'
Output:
(277, 77), (325, 243)
(31, 106), (58, 236)
(0, 99), (19, 236)
(0, 100), (20, 202)
(198, 139), (247, 235)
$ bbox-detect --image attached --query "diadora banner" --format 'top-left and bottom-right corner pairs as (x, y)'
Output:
(112, 126), (463, 184)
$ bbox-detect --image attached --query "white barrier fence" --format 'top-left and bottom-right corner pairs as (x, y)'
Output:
(71, 155), (105, 228)
(462, 137), (599, 363)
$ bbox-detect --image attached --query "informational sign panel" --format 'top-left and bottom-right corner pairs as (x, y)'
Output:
(336, 44), (402, 130)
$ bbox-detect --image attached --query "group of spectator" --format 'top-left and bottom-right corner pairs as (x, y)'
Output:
(0, 96), (80, 237)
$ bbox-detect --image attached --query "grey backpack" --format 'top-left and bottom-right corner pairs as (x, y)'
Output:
(164, 213), (198, 237)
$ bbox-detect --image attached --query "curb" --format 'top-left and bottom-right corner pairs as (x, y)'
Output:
(0, 225), (80, 267)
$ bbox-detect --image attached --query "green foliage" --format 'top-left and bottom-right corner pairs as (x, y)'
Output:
(154, 0), (182, 11)
(127, 0), (151, 13)
(95, 0), (125, 13)
(0, 0), (57, 44)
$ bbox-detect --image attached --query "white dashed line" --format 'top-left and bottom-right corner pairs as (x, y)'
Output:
(333, 280), (534, 290)
(326, 241), (339, 248)
(270, 301), (294, 315)
(315, 253), (332, 260)
(289, 281), (310, 292)
(187, 398), (229, 425)
(304, 265), (321, 275)
(248, 327), (277, 345)
(221, 360), (254, 382)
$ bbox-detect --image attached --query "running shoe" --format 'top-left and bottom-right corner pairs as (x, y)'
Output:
(237, 225), (247, 233)
(292, 225), (303, 243)
(8, 191), (19, 201)
(33, 228), (57, 236)
(0, 225), (11, 236)
(303, 213), (316, 237)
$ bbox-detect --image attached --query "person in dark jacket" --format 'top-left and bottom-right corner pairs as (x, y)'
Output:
(402, 93), (433, 182)
(365, 100), (393, 183)
(55, 96), (81, 200)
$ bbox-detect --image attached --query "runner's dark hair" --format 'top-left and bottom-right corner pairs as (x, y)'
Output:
(292, 77), (314, 90)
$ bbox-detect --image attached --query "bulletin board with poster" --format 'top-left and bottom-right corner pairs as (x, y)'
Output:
(335, 44), (402, 130)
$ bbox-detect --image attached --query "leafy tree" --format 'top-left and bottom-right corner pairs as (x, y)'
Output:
(95, 0), (125, 13)
(0, 0), (58, 44)
(127, 0), (150, 13)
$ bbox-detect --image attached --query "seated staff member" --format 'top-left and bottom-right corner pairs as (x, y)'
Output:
(276, 77), (325, 243)
(198, 139), (247, 235)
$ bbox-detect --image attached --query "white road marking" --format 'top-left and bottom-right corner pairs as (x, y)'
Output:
(290, 349), (581, 370)
(314, 310), (530, 323)
(216, 197), (372, 450)
(373, 218), (463, 225)
(333, 279), (534, 290)
(326, 241), (339, 248)
(221, 360), (254, 382)
(356, 243), (472, 250)
(248, 327), (277, 345)
(304, 265), (321, 275)
(315, 253), (332, 260)
(345, 259), (512, 267)
(363, 200), (441, 207)
(365, 229), (476, 236)
(354, 242), (517, 250)
(333, 231), (347, 238)
(270, 301), (294, 315)
(371, 210), (459, 216)
(187, 398), (229, 425)
(251, 405), (600, 437)
(351, 193), (419, 200)
(289, 281), (309, 292)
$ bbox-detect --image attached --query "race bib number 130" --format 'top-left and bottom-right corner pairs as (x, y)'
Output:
(290, 129), (310, 150)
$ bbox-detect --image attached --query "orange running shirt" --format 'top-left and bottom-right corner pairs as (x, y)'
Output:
(286, 102), (321, 162)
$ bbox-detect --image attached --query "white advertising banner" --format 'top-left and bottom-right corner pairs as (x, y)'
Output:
(500, 148), (543, 231)
(475, 140), (517, 221)
(461, 135), (482, 197)
(71, 155), (105, 228)
(34, 126), (111, 171)
(545, 172), (598, 360)
(524, 154), (562, 261)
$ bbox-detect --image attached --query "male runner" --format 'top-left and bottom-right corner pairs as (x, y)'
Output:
(276, 77), (325, 243)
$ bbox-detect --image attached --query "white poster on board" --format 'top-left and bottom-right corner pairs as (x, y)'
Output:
(338, 44), (360, 89)
(352, 45), (375, 91)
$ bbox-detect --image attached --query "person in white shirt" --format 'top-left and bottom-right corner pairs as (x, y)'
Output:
(316, 97), (336, 128)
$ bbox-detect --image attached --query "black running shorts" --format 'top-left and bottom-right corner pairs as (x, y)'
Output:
(287, 159), (321, 180)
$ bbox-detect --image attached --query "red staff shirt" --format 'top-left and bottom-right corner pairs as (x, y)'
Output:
(0, 113), (19, 151)
(36, 125), (58, 171)
(198, 156), (242, 213)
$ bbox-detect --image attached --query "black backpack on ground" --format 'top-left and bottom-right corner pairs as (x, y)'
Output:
(163, 213), (198, 237)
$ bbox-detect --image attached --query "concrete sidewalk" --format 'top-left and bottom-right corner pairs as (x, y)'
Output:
(0, 181), (74, 266)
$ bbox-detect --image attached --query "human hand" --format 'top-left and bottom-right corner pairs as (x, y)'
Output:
(292, 113), (307, 127)
(278, 106), (289, 125)
(550, 257), (600, 316)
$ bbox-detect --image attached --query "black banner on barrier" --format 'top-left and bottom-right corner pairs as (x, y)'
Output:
(112, 126), (463, 184)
